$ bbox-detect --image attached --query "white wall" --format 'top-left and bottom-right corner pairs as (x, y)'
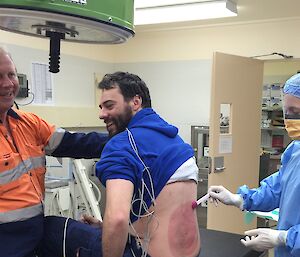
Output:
(0, 30), (114, 62)
(0, 33), (113, 127)
(6, 44), (112, 107)
(115, 60), (212, 142)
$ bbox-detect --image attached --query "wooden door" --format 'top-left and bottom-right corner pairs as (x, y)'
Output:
(207, 52), (264, 234)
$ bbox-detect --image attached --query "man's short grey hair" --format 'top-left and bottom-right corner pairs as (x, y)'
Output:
(0, 46), (11, 57)
(0, 46), (17, 71)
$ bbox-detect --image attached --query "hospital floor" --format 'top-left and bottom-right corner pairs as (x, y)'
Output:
(196, 210), (274, 257)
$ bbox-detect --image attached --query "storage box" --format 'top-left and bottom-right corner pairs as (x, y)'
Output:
(272, 135), (284, 148)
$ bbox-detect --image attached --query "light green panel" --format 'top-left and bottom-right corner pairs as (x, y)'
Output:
(0, 0), (134, 30)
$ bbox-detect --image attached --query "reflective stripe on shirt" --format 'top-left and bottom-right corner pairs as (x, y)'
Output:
(0, 203), (43, 224)
(45, 128), (65, 155)
(0, 156), (46, 184)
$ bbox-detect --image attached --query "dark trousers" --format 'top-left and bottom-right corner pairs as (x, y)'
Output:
(0, 214), (44, 257)
(37, 216), (150, 257)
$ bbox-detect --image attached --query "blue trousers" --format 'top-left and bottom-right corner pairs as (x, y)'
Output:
(37, 216), (150, 257)
(0, 214), (44, 257)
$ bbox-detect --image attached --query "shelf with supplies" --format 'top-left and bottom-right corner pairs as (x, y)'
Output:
(261, 82), (287, 148)
(262, 83), (282, 110)
(261, 109), (284, 129)
(261, 109), (288, 151)
(261, 126), (285, 131)
(260, 83), (291, 181)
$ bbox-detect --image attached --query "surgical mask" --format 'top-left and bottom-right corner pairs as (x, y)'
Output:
(284, 116), (300, 140)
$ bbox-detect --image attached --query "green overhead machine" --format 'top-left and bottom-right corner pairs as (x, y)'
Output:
(0, 0), (135, 72)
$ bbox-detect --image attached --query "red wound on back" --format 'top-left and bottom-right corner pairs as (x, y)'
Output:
(168, 202), (199, 257)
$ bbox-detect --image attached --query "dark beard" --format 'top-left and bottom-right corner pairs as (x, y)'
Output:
(108, 105), (133, 138)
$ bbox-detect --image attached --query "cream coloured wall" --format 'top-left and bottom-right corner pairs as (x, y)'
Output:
(3, 18), (300, 137)
(111, 18), (300, 62)
(109, 18), (300, 141)
(264, 59), (300, 84)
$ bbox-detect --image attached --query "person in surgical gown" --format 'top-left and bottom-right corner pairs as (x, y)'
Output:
(208, 73), (300, 257)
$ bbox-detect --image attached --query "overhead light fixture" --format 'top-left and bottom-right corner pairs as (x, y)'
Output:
(134, 0), (238, 25)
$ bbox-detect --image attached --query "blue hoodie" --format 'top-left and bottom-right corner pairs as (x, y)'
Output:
(96, 108), (194, 222)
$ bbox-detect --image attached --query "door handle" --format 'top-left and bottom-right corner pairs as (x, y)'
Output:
(215, 166), (226, 172)
(199, 178), (208, 182)
(213, 156), (225, 173)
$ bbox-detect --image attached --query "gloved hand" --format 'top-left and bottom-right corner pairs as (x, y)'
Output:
(241, 228), (287, 252)
(208, 185), (243, 209)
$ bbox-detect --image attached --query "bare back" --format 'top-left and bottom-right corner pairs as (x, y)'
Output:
(131, 180), (200, 257)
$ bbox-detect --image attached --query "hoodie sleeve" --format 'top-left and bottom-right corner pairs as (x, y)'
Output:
(51, 131), (108, 159)
(96, 135), (143, 187)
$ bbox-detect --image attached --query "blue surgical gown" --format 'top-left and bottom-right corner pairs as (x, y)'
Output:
(238, 140), (300, 257)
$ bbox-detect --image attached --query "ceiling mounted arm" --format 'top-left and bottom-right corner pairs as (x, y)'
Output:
(0, 0), (135, 73)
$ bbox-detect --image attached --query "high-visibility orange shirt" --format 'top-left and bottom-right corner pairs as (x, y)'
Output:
(0, 108), (59, 222)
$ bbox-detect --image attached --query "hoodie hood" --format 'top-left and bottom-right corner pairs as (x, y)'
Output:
(128, 108), (178, 138)
(96, 107), (195, 223)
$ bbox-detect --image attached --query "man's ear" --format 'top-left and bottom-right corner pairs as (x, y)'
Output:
(131, 95), (142, 111)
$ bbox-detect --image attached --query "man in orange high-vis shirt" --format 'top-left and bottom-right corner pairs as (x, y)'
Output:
(0, 47), (108, 257)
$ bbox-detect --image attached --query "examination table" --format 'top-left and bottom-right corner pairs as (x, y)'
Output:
(198, 228), (267, 257)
